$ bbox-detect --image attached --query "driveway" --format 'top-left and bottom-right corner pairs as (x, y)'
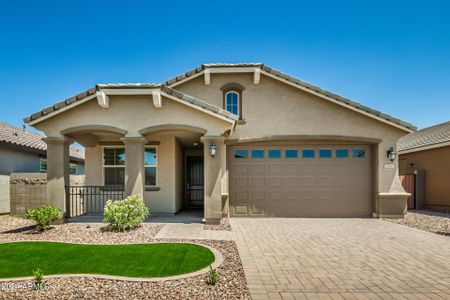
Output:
(230, 218), (450, 299)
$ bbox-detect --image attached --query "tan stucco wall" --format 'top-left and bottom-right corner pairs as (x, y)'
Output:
(399, 146), (450, 210)
(174, 139), (184, 212)
(84, 136), (183, 214)
(176, 73), (410, 215)
(35, 95), (230, 138)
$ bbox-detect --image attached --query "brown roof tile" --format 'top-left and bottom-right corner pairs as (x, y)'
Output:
(0, 122), (84, 161)
(398, 121), (450, 152)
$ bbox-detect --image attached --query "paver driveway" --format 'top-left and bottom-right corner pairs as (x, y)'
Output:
(230, 218), (450, 299)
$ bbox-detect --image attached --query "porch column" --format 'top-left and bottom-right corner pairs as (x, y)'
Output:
(42, 137), (72, 218)
(201, 136), (227, 224)
(121, 137), (146, 197)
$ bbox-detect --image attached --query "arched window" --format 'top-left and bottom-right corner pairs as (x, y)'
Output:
(221, 82), (245, 120)
(225, 91), (239, 115)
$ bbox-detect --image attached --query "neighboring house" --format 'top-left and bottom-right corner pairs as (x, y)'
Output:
(0, 122), (85, 175)
(398, 121), (450, 211)
(24, 63), (415, 223)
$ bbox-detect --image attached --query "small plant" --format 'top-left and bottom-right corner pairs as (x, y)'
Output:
(206, 265), (218, 286)
(25, 204), (61, 231)
(103, 194), (149, 231)
(32, 268), (45, 290)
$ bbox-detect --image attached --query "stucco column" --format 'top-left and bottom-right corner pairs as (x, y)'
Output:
(43, 137), (72, 218)
(201, 136), (227, 225)
(121, 137), (145, 197)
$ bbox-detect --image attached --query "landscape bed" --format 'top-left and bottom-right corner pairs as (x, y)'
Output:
(0, 241), (215, 278)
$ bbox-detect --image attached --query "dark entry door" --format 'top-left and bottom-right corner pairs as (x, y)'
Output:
(186, 157), (204, 208)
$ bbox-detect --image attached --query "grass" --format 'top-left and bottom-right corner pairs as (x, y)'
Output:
(0, 241), (215, 278)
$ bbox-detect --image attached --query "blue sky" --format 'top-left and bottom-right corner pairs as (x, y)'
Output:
(1, 0), (449, 130)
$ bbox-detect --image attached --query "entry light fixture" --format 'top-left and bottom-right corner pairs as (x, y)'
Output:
(209, 144), (217, 157)
(387, 147), (397, 161)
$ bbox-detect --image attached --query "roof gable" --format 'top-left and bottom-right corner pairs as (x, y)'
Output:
(24, 85), (238, 125)
(166, 63), (416, 132)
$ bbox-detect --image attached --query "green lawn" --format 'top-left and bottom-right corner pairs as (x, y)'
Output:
(0, 241), (215, 278)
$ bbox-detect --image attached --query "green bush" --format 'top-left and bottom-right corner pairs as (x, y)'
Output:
(103, 195), (149, 231)
(25, 204), (61, 231)
(32, 268), (45, 290)
(206, 265), (218, 285)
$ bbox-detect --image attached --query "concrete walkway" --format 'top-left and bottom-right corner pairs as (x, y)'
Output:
(230, 218), (450, 299)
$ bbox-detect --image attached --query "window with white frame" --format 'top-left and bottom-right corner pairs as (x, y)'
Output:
(39, 158), (47, 173)
(103, 147), (125, 186)
(225, 91), (239, 115)
(144, 147), (157, 186)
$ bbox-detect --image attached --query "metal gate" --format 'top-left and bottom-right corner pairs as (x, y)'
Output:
(400, 174), (415, 209)
(67, 185), (125, 217)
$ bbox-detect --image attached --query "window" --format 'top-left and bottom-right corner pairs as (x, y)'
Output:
(144, 147), (157, 186)
(69, 163), (77, 175)
(285, 149), (298, 158)
(353, 148), (366, 158)
(40, 158), (47, 173)
(225, 91), (239, 115)
(251, 149), (265, 158)
(302, 149), (315, 158)
(40, 158), (77, 174)
(336, 149), (349, 158)
(268, 150), (281, 158)
(103, 147), (125, 186)
(234, 149), (248, 158)
(319, 149), (332, 158)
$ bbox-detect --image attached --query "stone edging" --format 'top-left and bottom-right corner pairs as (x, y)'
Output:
(0, 240), (224, 282)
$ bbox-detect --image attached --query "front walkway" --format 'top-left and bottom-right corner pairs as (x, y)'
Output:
(230, 218), (450, 299)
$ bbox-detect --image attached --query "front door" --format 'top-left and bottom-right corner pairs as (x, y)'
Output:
(186, 156), (204, 208)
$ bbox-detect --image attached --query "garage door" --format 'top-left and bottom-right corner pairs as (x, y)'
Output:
(229, 145), (372, 217)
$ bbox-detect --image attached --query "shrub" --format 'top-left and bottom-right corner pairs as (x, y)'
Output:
(25, 204), (61, 231)
(32, 268), (45, 290)
(103, 195), (149, 231)
(206, 265), (218, 286)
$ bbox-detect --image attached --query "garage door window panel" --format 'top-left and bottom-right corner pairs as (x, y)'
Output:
(268, 150), (281, 158)
(353, 148), (366, 158)
(302, 149), (315, 158)
(285, 149), (298, 158)
(251, 150), (265, 158)
(319, 149), (332, 158)
(336, 149), (349, 158)
(234, 149), (248, 158)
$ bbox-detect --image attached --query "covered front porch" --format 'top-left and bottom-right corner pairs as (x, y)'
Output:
(27, 85), (237, 224)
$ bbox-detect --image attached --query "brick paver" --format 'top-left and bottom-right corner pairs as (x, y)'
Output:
(230, 218), (450, 299)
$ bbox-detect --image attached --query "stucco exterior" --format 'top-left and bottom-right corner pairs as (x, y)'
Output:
(175, 73), (410, 217)
(399, 146), (450, 211)
(26, 64), (413, 222)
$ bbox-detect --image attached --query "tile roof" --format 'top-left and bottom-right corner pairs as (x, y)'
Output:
(398, 121), (450, 152)
(24, 84), (238, 124)
(23, 63), (414, 131)
(165, 63), (416, 131)
(0, 122), (84, 161)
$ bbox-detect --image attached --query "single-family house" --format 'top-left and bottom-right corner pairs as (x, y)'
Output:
(24, 63), (415, 223)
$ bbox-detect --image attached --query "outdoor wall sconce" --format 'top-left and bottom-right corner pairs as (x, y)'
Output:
(209, 144), (217, 157)
(387, 147), (397, 161)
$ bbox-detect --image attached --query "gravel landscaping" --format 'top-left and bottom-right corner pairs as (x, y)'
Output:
(383, 210), (450, 236)
(0, 216), (250, 299)
(0, 215), (163, 244)
(203, 218), (232, 231)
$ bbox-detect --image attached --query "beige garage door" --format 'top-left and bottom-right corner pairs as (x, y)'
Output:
(229, 145), (372, 217)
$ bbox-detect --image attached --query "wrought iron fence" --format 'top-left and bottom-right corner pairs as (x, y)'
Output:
(67, 186), (125, 217)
